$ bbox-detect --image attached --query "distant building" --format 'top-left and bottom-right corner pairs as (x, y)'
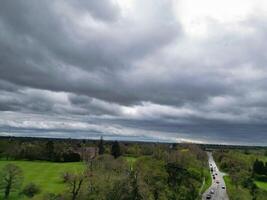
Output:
(74, 147), (99, 162)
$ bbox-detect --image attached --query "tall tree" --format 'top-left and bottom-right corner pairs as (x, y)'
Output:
(253, 159), (264, 175)
(0, 164), (23, 199)
(98, 136), (105, 155)
(111, 141), (121, 159)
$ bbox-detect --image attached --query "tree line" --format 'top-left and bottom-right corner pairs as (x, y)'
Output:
(0, 137), (208, 200)
(0, 137), (123, 162)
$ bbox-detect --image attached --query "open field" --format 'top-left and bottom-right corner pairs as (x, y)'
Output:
(124, 156), (137, 165)
(0, 160), (85, 199)
(0, 157), (137, 199)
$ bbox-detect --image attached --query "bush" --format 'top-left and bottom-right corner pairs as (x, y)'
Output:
(253, 174), (267, 182)
(22, 183), (40, 198)
(42, 193), (64, 200)
(62, 152), (81, 162)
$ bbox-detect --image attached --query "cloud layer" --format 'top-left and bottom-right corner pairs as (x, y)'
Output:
(1, 0), (267, 145)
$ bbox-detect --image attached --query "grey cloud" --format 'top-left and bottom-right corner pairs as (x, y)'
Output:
(1, 1), (267, 145)
(0, 0), (181, 105)
(68, 0), (120, 21)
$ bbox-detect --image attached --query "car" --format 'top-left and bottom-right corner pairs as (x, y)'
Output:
(206, 194), (212, 199)
(222, 186), (226, 189)
(210, 189), (215, 194)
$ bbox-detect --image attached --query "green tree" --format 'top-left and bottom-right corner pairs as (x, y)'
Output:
(253, 159), (264, 175)
(106, 178), (132, 200)
(0, 164), (23, 199)
(98, 136), (105, 155)
(129, 171), (143, 200)
(166, 162), (200, 200)
(111, 141), (121, 159)
(135, 157), (168, 200)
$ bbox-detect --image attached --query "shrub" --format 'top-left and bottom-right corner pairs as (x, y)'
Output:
(42, 193), (64, 200)
(22, 183), (40, 198)
(62, 172), (71, 183)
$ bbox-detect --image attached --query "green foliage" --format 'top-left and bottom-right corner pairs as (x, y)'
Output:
(125, 156), (137, 166)
(41, 193), (63, 200)
(45, 141), (55, 161)
(0, 164), (24, 199)
(200, 167), (212, 194)
(105, 178), (131, 200)
(165, 163), (200, 200)
(0, 139), (210, 200)
(98, 137), (105, 155)
(223, 176), (252, 200)
(22, 183), (41, 198)
(62, 151), (81, 162)
(134, 157), (168, 200)
(64, 172), (86, 200)
(214, 149), (267, 200)
(111, 141), (122, 159)
(255, 181), (267, 191)
(253, 159), (267, 175)
(0, 160), (84, 199)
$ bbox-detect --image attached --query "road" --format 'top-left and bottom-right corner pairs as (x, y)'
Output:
(202, 152), (229, 200)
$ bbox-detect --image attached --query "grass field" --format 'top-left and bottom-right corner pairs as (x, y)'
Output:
(0, 160), (85, 199)
(201, 168), (212, 194)
(0, 157), (136, 199)
(124, 156), (137, 165)
(255, 181), (267, 191)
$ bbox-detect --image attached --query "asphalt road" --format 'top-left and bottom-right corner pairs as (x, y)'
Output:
(202, 152), (229, 200)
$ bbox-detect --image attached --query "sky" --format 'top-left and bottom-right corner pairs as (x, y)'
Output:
(1, 0), (267, 145)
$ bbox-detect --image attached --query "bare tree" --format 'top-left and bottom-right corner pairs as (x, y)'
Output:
(0, 164), (23, 199)
(65, 172), (85, 200)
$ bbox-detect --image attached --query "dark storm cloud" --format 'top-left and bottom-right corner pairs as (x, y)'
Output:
(1, 0), (267, 145)
(0, 80), (19, 91)
(0, 0), (182, 105)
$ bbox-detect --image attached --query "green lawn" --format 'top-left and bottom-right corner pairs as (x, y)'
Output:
(124, 156), (137, 164)
(255, 181), (267, 191)
(0, 160), (85, 199)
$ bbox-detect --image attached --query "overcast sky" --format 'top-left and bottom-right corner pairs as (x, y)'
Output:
(1, 0), (267, 145)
